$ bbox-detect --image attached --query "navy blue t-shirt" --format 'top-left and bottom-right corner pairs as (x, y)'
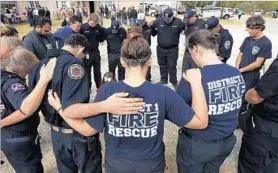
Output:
(239, 36), (272, 69)
(86, 81), (194, 160)
(177, 64), (246, 140)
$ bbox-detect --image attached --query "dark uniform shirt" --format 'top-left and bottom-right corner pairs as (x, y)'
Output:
(239, 36), (272, 70)
(177, 64), (246, 140)
(105, 27), (127, 54)
(80, 23), (106, 52)
(184, 18), (206, 37)
(152, 17), (185, 49)
(23, 30), (56, 60)
(28, 50), (90, 128)
(217, 28), (234, 63)
(136, 22), (152, 45)
(253, 58), (278, 123)
(1, 71), (40, 132)
(86, 81), (194, 160)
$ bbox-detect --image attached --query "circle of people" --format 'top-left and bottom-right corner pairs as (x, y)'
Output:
(1, 7), (278, 173)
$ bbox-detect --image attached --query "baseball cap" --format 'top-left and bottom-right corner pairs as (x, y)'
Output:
(111, 20), (120, 33)
(206, 16), (219, 29)
(163, 8), (174, 23)
(184, 9), (196, 23)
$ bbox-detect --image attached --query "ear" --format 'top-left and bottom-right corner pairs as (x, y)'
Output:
(120, 57), (126, 68)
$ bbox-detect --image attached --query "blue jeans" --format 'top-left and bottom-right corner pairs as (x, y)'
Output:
(130, 18), (136, 26)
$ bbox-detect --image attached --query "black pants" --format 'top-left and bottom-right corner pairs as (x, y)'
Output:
(108, 52), (125, 80)
(1, 130), (43, 173)
(105, 154), (165, 173)
(51, 129), (102, 173)
(83, 50), (101, 89)
(238, 71), (260, 125)
(177, 130), (236, 173)
(182, 49), (198, 72)
(238, 133), (278, 173)
(157, 46), (179, 84)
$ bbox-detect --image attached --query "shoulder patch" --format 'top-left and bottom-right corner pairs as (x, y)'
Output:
(68, 64), (84, 80)
(11, 83), (26, 92)
(224, 41), (231, 49)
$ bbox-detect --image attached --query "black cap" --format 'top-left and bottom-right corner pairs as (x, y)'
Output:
(206, 16), (219, 29)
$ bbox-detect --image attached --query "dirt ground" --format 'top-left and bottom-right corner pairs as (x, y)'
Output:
(1, 15), (277, 173)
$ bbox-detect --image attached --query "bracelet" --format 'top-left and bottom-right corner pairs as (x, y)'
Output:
(18, 108), (27, 115)
(57, 107), (63, 113)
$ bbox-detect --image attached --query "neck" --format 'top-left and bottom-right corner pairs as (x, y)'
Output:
(6, 68), (25, 78)
(62, 46), (76, 57)
(124, 66), (147, 87)
(199, 51), (222, 67)
(253, 32), (264, 39)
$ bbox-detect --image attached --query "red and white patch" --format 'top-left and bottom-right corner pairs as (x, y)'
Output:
(68, 64), (84, 80)
(11, 83), (26, 92)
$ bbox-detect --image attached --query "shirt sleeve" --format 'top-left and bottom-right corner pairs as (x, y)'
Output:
(254, 61), (278, 99)
(239, 38), (247, 53)
(218, 33), (233, 59)
(23, 36), (35, 54)
(151, 20), (158, 36)
(61, 62), (90, 109)
(165, 87), (195, 127)
(258, 41), (272, 59)
(6, 81), (29, 110)
(85, 85), (109, 132)
(176, 78), (192, 105)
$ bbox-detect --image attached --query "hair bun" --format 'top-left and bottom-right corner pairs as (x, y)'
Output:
(129, 32), (142, 39)
(211, 32), (220, 39)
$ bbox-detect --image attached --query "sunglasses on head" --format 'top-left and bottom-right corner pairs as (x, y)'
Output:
(246, 24), (262, 29)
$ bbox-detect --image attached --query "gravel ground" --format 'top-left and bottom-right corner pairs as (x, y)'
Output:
(1, 15), (277, 173)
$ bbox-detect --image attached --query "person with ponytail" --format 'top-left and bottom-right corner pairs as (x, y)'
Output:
(176, 29), (246, 173)
(48, 31), (208, 173)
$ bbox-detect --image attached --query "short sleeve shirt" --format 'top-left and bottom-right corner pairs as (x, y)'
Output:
(177, 64), (246, 140)
(239, 36), (272, 69)
(85, 81), (194, 160)
(254, 59), (278, 122)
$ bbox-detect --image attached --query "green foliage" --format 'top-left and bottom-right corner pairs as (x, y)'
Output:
(181, 1), (278, 13)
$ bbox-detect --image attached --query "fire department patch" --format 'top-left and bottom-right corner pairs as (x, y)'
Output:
(68, 64), (84, 80)
(11, 83), (26, 92)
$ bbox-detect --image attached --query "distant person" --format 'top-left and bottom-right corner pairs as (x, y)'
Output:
(105, 5), (109, 19)
(44, 7), (50, 20)
(121, 7), (128, 25)
(27, 7), (34, 27)
(76, 8), (83, 23)
(23, 17), (56, 60)
(61, 8), (74, 27)
(38, 6), (45, 18)
(129, 6), (137, 26)
(238, 10), (243, 20)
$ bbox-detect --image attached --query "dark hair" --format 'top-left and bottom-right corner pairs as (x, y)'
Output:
(70, 15), (82, 24)
(187, 29), (219, 51)
(1, 25), (18, 37)
(121, 32), (151, 67)
(36, 17), (52, 27)
(64, 34), (89, 54)
(101, 72), (116, 86)
(246, 15), (265, 31)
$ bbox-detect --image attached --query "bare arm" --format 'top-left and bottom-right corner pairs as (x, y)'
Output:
(183, 69), (208, 129)
(0, 59), (56, 127)
(245, 88), (264, 104)
(239, 57), (265, 73)
(235, 52), (243, 69)
(48, 91), (98, 136)
(0, 110), (25, 128)
(63, 93), (144, 119)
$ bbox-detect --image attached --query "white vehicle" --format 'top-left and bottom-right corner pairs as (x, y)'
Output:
(148, 6), (157, 16)
(198, 7), (235, 19)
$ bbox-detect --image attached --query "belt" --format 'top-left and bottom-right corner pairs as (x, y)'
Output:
(1, 128), (37, 136)
(51, 125), (73, 134)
